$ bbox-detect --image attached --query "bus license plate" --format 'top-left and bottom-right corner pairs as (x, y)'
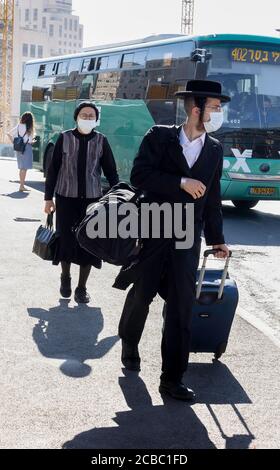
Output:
(249, 187), (276, 196)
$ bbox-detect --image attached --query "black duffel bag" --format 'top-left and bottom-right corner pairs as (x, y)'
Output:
(76, 182), (142, 266)
(32, 212), (58, 261)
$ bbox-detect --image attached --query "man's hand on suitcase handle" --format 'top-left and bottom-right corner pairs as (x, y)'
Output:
(212, 244), (231, 259)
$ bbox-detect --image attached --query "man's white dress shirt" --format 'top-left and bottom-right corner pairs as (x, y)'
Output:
(179, 127), (206, 169)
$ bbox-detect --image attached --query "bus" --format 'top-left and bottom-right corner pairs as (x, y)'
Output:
(21, 33), (280, 210)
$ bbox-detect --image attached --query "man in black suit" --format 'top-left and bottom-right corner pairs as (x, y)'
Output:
(114, 80), (231, 401)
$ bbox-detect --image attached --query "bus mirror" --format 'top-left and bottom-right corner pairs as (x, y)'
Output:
(191, 49), (212, 63)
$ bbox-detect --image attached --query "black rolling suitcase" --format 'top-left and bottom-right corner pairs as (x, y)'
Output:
(163, 249), (239, 360)
(190, 249), (239, 359)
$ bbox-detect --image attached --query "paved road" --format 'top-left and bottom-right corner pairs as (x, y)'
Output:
(0, 158), (279, 449)
(220, 199), (280, 347)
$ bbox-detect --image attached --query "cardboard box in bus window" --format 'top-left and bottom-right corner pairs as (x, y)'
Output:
(147, 84), (169, 100)
(65, 87), (79, 100)
(52, 86), (66, 101)
(32, 87), (45, 102)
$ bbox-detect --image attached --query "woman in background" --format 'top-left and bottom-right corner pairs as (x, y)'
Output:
(8, 112), (36, 192)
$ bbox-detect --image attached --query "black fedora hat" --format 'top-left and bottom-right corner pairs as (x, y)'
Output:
(175, 79), (231, 103)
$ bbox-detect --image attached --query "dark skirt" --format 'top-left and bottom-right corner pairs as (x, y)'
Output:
(53, 194), (102, 269)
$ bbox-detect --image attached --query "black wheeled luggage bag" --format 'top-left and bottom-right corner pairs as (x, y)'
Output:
(190, 249), (239, 359)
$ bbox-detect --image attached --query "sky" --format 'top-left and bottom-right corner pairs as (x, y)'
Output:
(72, 0), (280, 48)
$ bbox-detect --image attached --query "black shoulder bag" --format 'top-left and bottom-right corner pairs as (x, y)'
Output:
(32, 213), (58, 261)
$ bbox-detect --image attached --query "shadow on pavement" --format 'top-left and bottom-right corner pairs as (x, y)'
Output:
(63, 371), (216, 449)
(187, 361), (255, 449)
(222, 205), (280, 247)
(14, 217), (42, 222)
(8, 179), (45, 193)
(28, 299), (119, 378)
(62, 365), (254, 449)
(1, 191), (30, 199)
(187, 361), (251, 405)
(24, 180), (45, 193)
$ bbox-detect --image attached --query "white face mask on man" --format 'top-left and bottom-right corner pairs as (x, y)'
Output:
(203, 111), (224, 133)
(77, 118), (97, 134)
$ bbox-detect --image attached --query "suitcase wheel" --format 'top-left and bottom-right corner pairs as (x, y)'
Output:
(214, 351), (223, 360)
(214, 341), (228, 360)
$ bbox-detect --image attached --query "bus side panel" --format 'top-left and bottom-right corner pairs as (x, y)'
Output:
(64, 100), (79, 131)
(94, 99), (155, 182)
(21, 100), (65, 170)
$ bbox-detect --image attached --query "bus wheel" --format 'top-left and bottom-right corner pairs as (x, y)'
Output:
(232, 200), (259, 210)
(43, 145), (54, 177)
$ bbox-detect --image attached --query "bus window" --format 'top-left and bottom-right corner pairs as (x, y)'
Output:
(27, 61), (64, 102)
(32, 86), (50, 102)
(108, 55), (121, 69)
(52, 63), (69, 101)
(134, 50), (147, 66)
(96, 55), (120, 70)
(208, 45), (280, 130)
(56, 61), (69, 76)
(81, 57), (96, 73)
(146, 41), (194, 69)
(78, 74), (98, 100)
(40, 62), (57, 77)
(122, 53), (134, 68)
(116, 69), (148, 99)
(121, 50), (147, 68)
(66, 57), (83, 99)
(68, 57), (82, 75)
(39, 64), (46, 77)
(97, 56), (109, 70)
(145, 67), (187, 124)
(92, 71), (121, 100)
(21, 64), (40, 102)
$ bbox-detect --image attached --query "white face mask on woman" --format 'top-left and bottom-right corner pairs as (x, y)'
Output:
(77, 118), (97, 134)
(204, 112), (224, 133)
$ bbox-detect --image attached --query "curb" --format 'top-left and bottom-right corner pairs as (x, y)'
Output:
(238, 307), (280, 349)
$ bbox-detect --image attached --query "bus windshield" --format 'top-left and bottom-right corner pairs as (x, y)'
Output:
(207, 44), (280, 130)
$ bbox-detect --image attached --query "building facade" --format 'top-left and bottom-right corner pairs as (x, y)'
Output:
(12, 0), (84, 124)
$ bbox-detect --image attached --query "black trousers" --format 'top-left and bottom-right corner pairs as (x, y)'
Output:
(54, 194), (101, 268)
(118, 238), (201, 383)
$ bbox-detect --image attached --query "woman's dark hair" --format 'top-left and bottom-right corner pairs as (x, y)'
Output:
(20, 112), (35, 134)
(184, 96), (207, 124)
(74, 102), (99, 122)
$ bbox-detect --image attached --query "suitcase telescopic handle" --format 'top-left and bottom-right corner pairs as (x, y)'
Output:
(196, 249), (233, 300)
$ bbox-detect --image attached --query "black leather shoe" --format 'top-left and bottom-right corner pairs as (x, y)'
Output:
(60, 275), (72, 298)
(74, 287), (91, 304)
(159, 380), (195, 401)
(121, 340), (141, 371)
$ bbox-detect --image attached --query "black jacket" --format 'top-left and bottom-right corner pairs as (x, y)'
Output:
(113, 125), (226, 291)
(130, 124), (225, 246)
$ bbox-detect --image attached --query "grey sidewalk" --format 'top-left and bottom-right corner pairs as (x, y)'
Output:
(0, 159), (279, 449)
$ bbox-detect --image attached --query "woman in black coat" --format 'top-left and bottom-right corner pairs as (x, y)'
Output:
(45, 102), (119, 303)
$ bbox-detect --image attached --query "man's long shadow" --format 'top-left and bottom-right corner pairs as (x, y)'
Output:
(187, 362), (255, 449)
(63, 363), (255, 449)
(28, 300), (119, 378)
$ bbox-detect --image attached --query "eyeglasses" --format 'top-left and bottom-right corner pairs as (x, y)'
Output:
(79, 113), (96, 120)
(205, 105), (223, 112)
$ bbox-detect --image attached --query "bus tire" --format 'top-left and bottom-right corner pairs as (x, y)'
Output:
(232, 200), (259, 210)
(43, 145), (54, 178)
